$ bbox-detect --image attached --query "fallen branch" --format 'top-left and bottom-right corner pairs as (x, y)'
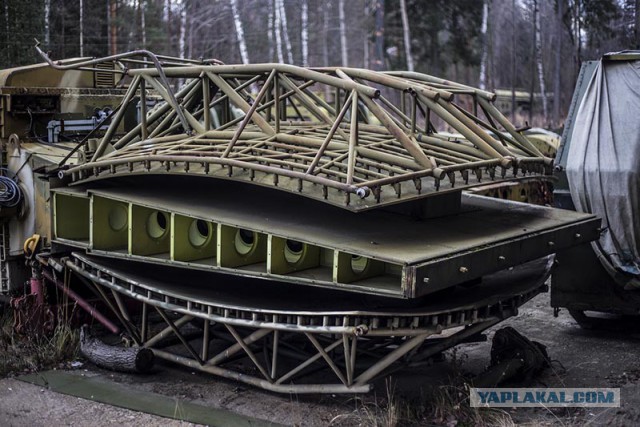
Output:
(80, 325), (154, 373)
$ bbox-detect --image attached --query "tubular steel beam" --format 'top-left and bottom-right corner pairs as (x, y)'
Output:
(52, 50), (552, 209)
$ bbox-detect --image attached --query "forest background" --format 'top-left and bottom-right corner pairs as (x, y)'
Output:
(1, 0), (639, 128)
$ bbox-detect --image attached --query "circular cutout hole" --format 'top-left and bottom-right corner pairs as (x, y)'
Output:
(189, 219), (211, 248)
(284, 239), (304, 264)
(147, 211), (168, 239)
(351, 255), (368, 274)
(108, 205), (128, 232)
(235, 229), (256, 255)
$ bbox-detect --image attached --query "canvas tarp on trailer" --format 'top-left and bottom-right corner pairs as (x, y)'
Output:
(566, 54), (640, 287)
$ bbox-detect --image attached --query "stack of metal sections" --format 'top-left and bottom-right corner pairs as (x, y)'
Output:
(41, 51), (599, 393)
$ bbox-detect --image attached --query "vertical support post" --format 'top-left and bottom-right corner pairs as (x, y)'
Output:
(410, 94), (417, 135)
(223, 97), (230, 125)
(140, 78), (148, 140)
(346, 91), (358, 184)
(274, 73), (281, 133)
(202, 319), (210, 361)
(202, 74), (211, 131)
(343, 335), (353, 385)
(271, 329), (279, 380)
(400, 92), (406, 127)
(265, 77), (272, 122)
(91, 75), (141, 161)
(141, 302), (148, 342)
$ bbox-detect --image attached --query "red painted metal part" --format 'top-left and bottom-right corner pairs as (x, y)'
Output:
(42, 270), (120, 334)
(11, 271), (54, 335)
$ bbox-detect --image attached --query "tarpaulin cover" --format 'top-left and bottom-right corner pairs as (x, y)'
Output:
(567, 58), (640, 285)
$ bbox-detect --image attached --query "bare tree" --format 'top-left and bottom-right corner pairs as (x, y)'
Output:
(277, 0), (293, 63)
(164, 0), (171, 51)
(44, 0), (50, 47)
(339, 0), (348, 66)
(363, 0), (370, 68)
(553, 0), (564, 124)
(478, 0), (489, 89)
(179, 1), (187, 59)
(301, 0), (308, 66)
(4, 0), (9, 62)
(140, 0), (147, 49)
(373, 0), (384, 70)
(267, 0), (274, 62)
(79, 0), (84, 55)
(230, 0), (249, 64)
(510, 0), (516, 122)
(109, 0), (117, 55)
(534, 0), (548, 121)
(399, 0), (414, 71)
(274, 0), (283, 63)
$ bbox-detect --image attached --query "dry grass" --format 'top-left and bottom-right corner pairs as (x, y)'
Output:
(330, 380), (513, 427)
(0, 306), (79, 378)
(330, 348), (515, 427)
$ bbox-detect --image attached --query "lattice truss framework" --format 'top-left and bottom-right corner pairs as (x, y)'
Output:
(65, 253), (547, 394)
(57, 59), (553, 208)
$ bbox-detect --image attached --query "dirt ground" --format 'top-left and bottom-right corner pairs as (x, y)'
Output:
(2, 289), (640, 426)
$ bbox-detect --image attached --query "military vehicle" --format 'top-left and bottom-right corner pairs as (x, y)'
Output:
(0, 46), (599, 393)
(552, 51), (640, 326)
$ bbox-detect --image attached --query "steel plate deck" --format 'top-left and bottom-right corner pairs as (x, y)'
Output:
(78, 180), (596, 266)
(69, 252), (550, 319)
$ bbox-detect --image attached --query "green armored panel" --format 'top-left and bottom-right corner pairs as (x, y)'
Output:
(268, 236), (321, 275)
(129, 205), (170, 256)
(218, 225), (267, 268)
(333, 251), (385, 284)
(171, 214), (217, 263)
(91, 196), (129, 250)
(54, 193), (90, 241)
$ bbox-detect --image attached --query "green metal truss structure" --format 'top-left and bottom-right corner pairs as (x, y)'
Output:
(41, 52), (552, 211)
(35, 49), (597, 393)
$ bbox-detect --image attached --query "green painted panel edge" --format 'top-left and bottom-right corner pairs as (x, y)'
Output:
(334, 251), (386, 284)
(129, 204), (170, 256)
(218, 224), (267, 268)
(17, 370), (280, 427)
(91, 196), (129, 250)
(54, 193), (90, 240)
(268, 235), (321, 275)
(171, 213), (217, 262)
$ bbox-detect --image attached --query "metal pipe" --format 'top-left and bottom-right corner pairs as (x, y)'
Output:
(306, 91), (354, 174)
(207, 328), (272, 366)
(91, 75), (141, 161)
(476, 97), (545, 158)
(129, 63), (380, 99)
(336, 69), (433, 170)
(152, 349), (371, 394)
(354, 333), (430, 385)
(206, 72), (275, 136)
(275, 338), (344, 385)
(112, 78), (201, 149)
(385, 70), (496, 101)
(346, 91), (359, 185)
(42, 270), (120, 334)
(144, 314), (193, 348)
(222, 69), (277, 158)
(34, 42), (191, 134)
